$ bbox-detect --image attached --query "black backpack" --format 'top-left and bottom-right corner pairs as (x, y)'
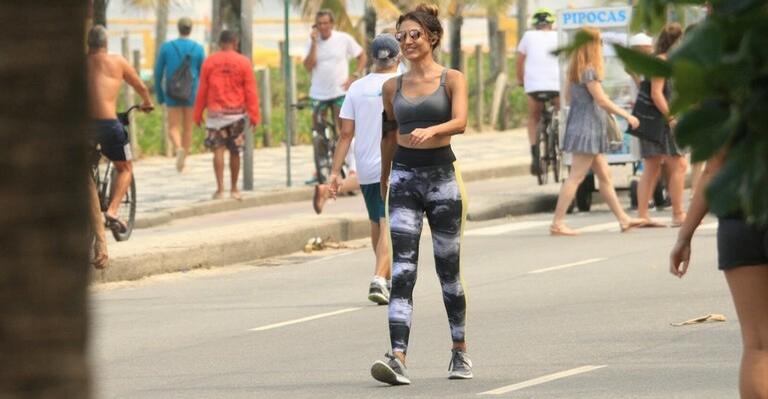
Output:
(166, 42), (193, 102)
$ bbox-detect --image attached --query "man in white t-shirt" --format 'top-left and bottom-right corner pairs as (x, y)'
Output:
(312, 34), (400, 305)
(303, 9), (366, 184)
(516, 8), (560, 176)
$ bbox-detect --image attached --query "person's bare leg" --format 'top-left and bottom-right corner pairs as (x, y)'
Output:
(724, 265), (768, 399)
(167, 107), (182, 149)
(373, 219), (391, 280)
(665, 155), (688, 225)
(526, 96), (543, 146)
(637, 156), (663, 221)
(181, 107), (194, 152)
(106, 161), (132, 218)
(88, 178), (108, 269)
(551, 153), (594, 235)
(213, 146), (226, 198)
(229, 151), (241, 200)
(592, 154), (645, 231)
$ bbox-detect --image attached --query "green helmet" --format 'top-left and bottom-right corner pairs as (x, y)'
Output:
(531, 7), (555, 26)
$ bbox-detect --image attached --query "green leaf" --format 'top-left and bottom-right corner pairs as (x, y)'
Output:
(669, 61), (710, 114)
(551, 30), (593, 57)
(613, 44), (672, 78)
(669, 21), (722, 68)
(674, 100), (735, 162)
(713, 0), (767, 14)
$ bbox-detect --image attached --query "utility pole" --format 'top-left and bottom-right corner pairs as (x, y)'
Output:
(283, 0), (293, 187)
(241, 0), (254, 190)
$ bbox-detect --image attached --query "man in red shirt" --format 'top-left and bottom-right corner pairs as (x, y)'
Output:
(194, 30), (260, 200)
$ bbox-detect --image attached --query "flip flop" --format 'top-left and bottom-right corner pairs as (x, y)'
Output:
(230, 192), (243, 201)
(313, 185), (322, 215)
(104, 213), (128, 234)
(550, 224), (579, 236)
(638, 219), (667, 228)
(620, 219), (647, 233)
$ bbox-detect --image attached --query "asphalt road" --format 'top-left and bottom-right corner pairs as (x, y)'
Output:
(91, 206), (738, 398)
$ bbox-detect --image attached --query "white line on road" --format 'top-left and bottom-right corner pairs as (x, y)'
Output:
(478, 365), (607, 395)
(248, 307), (362, 332)
(527, 258), (607, 274)
(466, 221), (551, 236)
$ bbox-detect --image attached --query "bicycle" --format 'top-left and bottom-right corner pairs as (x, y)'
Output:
(89, 105), (144, 241)
(293, 97), (347, 184)
(531, 91), (562, 185)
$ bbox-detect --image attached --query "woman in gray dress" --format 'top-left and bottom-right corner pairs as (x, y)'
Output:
(550, 27), (644, 236)
(636, 23), (688, 227)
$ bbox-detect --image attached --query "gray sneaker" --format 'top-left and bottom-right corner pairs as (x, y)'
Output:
(368, 278), (390, 305)
(371, 353), (411, 385)
(448, 349), (473, 379)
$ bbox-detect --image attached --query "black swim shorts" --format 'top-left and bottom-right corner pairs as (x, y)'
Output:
(717, 217), (768, 270)
(92, 119), (132, 162)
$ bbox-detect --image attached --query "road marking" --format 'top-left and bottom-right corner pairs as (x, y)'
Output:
(478, 365), (607, 395)
(577, 222), (618, 233)
(248, 307), (362, 332)
(466, 221), (551, 236)
(528, 258), (607, 274)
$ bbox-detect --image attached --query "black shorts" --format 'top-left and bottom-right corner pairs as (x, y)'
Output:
(717, 217), (768, 270)
(92, 119), (132, 161)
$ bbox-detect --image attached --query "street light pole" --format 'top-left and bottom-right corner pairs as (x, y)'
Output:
(241, 0), (254, 190)
(283, 0), (293, 187)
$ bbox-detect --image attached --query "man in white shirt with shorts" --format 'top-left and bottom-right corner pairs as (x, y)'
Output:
(303, 9), (366, 184)
(321, 34), (401, 305)
(516, 8), (560, 176)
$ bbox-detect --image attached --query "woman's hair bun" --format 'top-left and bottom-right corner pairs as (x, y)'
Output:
(414, 3), (439, 17)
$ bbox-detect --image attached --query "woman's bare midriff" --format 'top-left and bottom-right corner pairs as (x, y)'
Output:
(397, 134), (452, 149)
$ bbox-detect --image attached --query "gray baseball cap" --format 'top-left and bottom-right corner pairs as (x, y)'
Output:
(371, 34), (400, 60)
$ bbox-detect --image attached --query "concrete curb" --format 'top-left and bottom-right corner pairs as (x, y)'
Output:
(99, 191), (560, 284)
(134, 161), (530, 229)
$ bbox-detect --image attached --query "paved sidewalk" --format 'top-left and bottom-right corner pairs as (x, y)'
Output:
(132, 128), (531, 226)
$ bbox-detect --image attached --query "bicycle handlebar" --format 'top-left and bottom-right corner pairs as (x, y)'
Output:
(118, 104), (154, 126)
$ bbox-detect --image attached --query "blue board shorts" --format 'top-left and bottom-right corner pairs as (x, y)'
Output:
(360, 183), (386, 223)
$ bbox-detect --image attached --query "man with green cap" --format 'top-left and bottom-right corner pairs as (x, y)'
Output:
(154, 16), (206, 172)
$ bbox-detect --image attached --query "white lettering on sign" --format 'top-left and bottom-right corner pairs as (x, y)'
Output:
(560, 8), (630, 29)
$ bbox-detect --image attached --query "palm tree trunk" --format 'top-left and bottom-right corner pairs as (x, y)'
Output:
(155, 0), (169, 60)
(0, 1), (91, 398)
(517, 0), (527, 48)
(449, 3), (464, 71)
(364, 3), (377, 69)
(93, 0), (108, 26)
(487, 12), (500, 80)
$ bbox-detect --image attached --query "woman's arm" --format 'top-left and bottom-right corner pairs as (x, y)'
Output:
(670, 151), (727, 277)
(409, 69), (468, 146)
(585, 80), (639, 129)
(380, 78), (399, 200)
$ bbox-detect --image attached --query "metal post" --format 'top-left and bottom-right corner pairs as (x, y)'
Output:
(283, 0), (292, 187)
(241, 0), (254, 190)
(257, 68), (272, 147)
(474, 44), (484, 131)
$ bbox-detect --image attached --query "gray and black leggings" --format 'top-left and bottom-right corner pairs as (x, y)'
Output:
(387, 146), (468, 354)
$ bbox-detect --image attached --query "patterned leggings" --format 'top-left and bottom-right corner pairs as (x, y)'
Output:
(387, 161), (468, 354)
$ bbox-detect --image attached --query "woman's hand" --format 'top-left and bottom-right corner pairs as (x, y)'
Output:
(327, 173), (342, 200)
(380, 180), (388, 202)
(408, 128), (436, 146)
(627, 115), (640, 130)
(669, 238), (692, 278)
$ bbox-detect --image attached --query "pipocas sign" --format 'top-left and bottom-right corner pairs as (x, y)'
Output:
(560, 7), (630, 29)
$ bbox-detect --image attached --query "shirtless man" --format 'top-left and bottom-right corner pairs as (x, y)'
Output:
(86, 25), (153, 268)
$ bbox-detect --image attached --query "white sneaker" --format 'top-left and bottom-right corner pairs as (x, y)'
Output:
(175, 149), (186, 172)
(368, 277), (390, 305)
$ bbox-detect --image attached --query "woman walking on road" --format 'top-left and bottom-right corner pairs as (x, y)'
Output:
(635, 23), (688, 227)
(550, 27), (645, 236)
(370, 3), (471, 385)
(670, 151), (768, 398)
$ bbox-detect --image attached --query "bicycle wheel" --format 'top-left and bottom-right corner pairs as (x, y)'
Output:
(313, 132), (331, 184)
(107, 168), (136, 241)
(535, 120), (549, 185)
(549, 117), (562, 183)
